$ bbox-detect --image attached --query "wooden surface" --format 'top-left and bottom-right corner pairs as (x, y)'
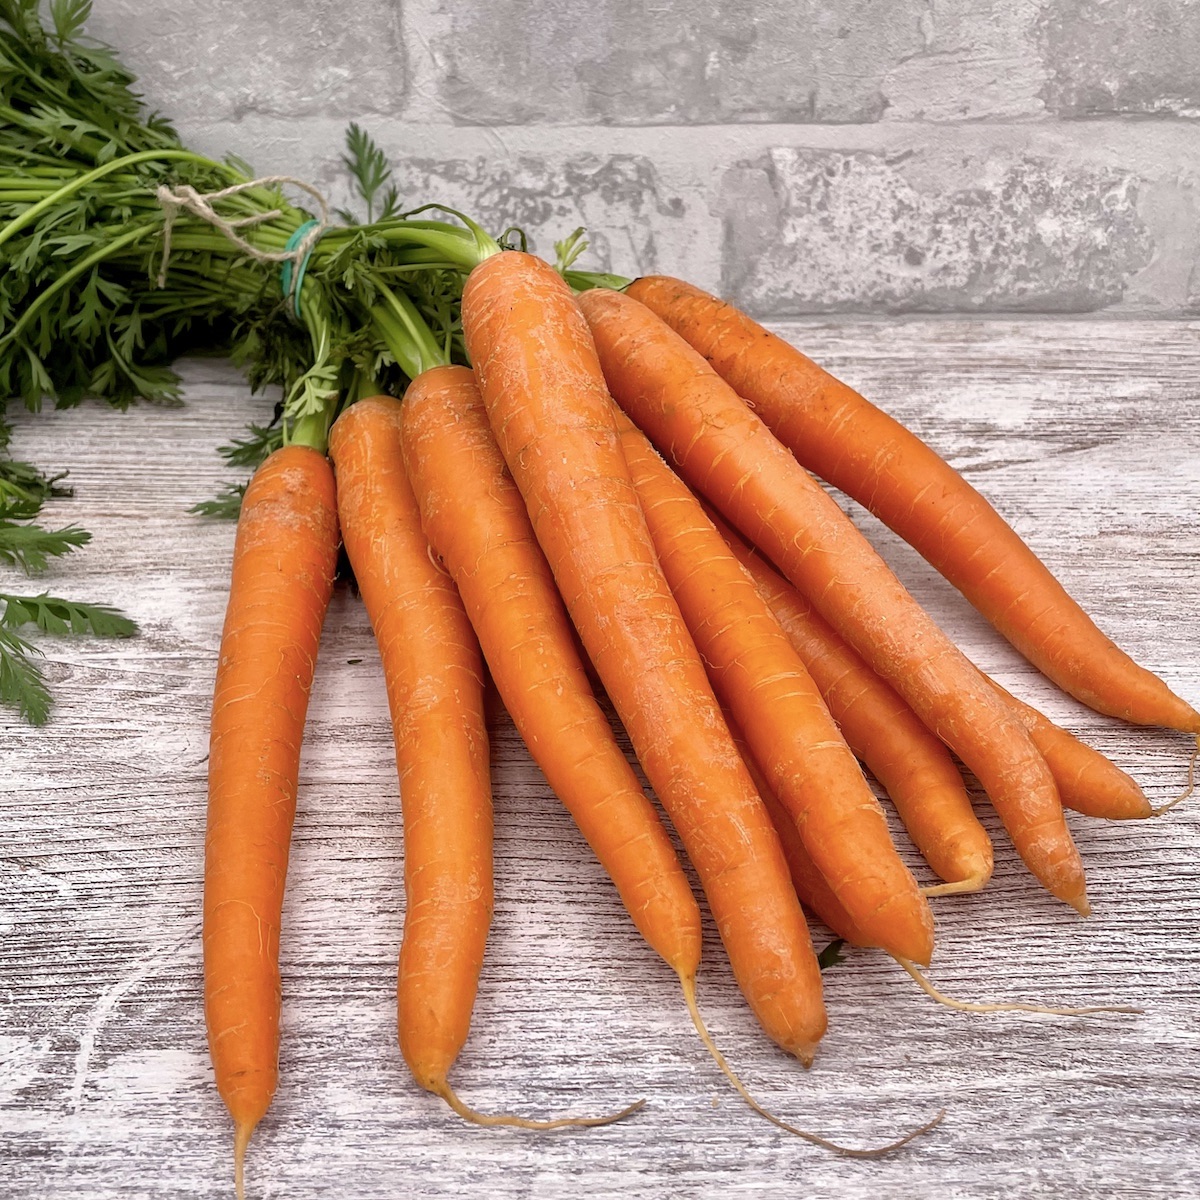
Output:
(2, 319), (1198, 1200)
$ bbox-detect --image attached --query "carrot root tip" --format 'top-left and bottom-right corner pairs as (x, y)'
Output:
(893, 956), (1141, 1017)
(434, 1081), (644, 1131)
(1150, 735), (1199, 816)
(679, 972), (941, 1158)
(233, 1121), (255, 1200)
(921, 873), (990, 898)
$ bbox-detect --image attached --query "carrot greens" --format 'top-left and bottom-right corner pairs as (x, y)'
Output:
(0, 0), (514, 720)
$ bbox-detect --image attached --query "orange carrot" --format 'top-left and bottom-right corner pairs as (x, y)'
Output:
(329, 397), (493, 1112)
(627, 275), (1200, 736)
(330, 394), (637, 1131)
(462, 251), (827, 1063)
(399, 364), (702, 977)
(742, 726), (1138, 1023)
(615, 406), (933, 963)
(735, 721), (1140, 1022)
(204, 445), (339, 1198)
(713, 512), (992, 892)
(579, 285), (1087, 915)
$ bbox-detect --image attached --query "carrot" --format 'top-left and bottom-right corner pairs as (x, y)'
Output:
(626, 275), (1200, 737)
(329, 398), (491, 1108)
(204, 444), (339, 1200)
(732, 722), (1139, 1023)
(614, 406), (934, 963)
(713, 512), (992, 893)
(461, 251), (827, 1064)
(743, 728), (1139, 1021)
(578, 285), (1088, 915)
(399, 364), (702, 978)
(330, 395), (636, 1130)
(703, 716), (945, 1155)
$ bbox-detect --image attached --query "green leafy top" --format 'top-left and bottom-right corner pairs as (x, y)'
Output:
(1, 589), (135, 637)
(340, 122), (398, 225)
(0, 589), (136, 724)
(0, 518), (88, 572)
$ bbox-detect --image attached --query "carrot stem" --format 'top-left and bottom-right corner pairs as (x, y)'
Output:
(0, 147), (236, 250)
(287, 409), (332, 453)
(369, 278), (448, 376)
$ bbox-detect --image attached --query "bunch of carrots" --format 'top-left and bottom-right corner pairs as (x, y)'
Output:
(2, 7), (1196, 1198)
(208, 248), (1196, 1196)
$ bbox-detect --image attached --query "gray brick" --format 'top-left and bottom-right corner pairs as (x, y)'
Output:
(1039, 0), (1200, 117)
(433, 0), (928, 125)
(378, 154), (687, 275)
(879, 0), (1046, 121)
(723, 148), (1154, 315)
(85, 0), (406, 120)
(1189, 260), (1200, 312)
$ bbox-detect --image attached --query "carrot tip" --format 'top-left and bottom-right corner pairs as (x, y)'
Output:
(921, 873), (990, 899)
(233, 1120), (255, 1200)
(1150, 734), (1199, 816)
(894, 955), (1140, 1017)
(679, 972), (940, 1157)
(434, 1080), (644, 1131)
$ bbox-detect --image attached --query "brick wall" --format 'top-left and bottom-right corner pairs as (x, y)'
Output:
(87, 0), (1200, 316)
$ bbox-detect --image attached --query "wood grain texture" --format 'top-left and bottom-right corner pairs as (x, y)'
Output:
(2, 320), (1198, 1200)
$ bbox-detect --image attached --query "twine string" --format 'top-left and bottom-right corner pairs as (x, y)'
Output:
(154, 175), (331, 294)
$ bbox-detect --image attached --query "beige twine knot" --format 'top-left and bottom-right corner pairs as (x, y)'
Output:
(154, 175), (330, 289)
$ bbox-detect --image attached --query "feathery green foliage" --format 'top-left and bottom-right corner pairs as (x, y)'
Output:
(0, 588), (136, 723)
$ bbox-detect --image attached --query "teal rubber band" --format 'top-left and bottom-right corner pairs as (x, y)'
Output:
(280, 219), (322, 317)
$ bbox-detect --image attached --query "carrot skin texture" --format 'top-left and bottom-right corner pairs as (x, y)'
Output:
(329, 397), (493, 1093)
(761, 784), (872, 949)
(616, 410), (933, 964)
(204, 445), (339, 1139)
(463, 251), (825, 1060)
(715, 515), (993, 888)
(627, 275), (1200, 736)
(400, 365), (702, 977)
(726, 716), (873, 948)
(580, 286), (1087, 915)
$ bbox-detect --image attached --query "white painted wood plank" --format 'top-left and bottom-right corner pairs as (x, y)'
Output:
(2, 321), (1198, 1200)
